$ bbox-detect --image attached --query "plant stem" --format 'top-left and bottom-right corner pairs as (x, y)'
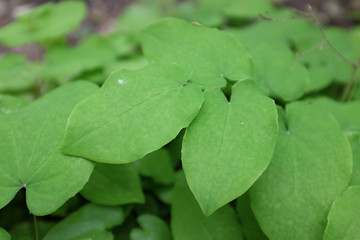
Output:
(33, 214), (39, 240)
(341, 65), (359, 101)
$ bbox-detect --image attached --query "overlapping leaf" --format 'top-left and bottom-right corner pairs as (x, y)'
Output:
(171, 172), (243, 240)
(182, 80), (278, 215)
(130, 214), (172, 240)
(323, 186), (360, 240)
(236, 193), (268, 240)
(141, 18), (253, 89)
(0, 81), (97, 215)
(62, 63), (203, 163)
(80, 163), (144, 205)
(135, 148), (175, 185)
(43, 203), (126, 240)
(250, 103), (352, 240)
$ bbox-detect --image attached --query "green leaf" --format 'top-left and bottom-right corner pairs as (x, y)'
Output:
(304, 97), (360, 133)
(250, 103), (352, 240)
(182, 80), (278, 215)
(303, 98), (360, 186)
(323, 186), (360, 240)
(117, 2), (162, 42)
(0, 54), (37, 93)
(224, 0), (275, 18)
(0, 81), (97, 215)
(0, 228), (10, 240)
(62, 63), (203, 164)
(250, 43), (309, 102)
(43, 203), (125, 240)
(141, 18), (252, 89)
(135, 148), (175, 185)
(171, 172), (243, 240)
(130, 214), (172, 240)
(80, 163), (145, 205)
(41, 36), (117, 83)
(349, 135), (360, 186)
(0, 94), (30, 115)
(0, 1), (86, 46)
(236, 193), (268, 240)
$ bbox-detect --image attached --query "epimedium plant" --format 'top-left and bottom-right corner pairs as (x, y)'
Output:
(0, 0), (360, 240)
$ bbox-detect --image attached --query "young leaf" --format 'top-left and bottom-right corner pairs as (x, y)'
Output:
(130, 214), (172, 240)
(182, 80), (278, 215)
(43, 203), (126, 240)
(141, 18), (252, 89)
(0, 228), (10, 240)
(323, 186), (360, 240)
(0, 1), (86, 46)
(236, 193), (268, 240)
(135, 148), (175, 185)
(0, 81), (98, 215)
(62, 63), (203, 164)
(171, 172), (243, 240)
(80, 163), (145, 205)
(250, 103), (352, 240)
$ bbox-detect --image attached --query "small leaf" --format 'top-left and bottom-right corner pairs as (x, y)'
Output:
(0, 228), (10, 240)
(182, 80), (278, 215)
(0, 81), (98, 215)
(130, 214), (172, 240)
(80, 163), (145, 205)
(62, 63), (203, 164)
(250, 103), (352, 240)
(323, 186), (360, 240)
(43, 203), (125, 240)
(171, 172), (243, 240)
(135, 148), (175, 185)
(0, 1), (86, 46)
(141, 18), (252, 89)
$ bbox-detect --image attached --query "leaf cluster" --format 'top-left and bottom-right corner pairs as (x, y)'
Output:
(1, 0), (360, 239)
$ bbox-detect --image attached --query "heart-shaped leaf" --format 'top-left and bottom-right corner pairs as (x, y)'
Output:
(141, 18), (252, 89)
(250, 103), (352, 240)
(80, 163), (144, 205)
(135, 148), (175, 185)
(43, 203), (126, 240)
(182, 80), (278, 215)
(130, 214), (172, 240)
(0, 81), (97, 215)
(323, 186), (360, 240)
(62, 63), (203, 164)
